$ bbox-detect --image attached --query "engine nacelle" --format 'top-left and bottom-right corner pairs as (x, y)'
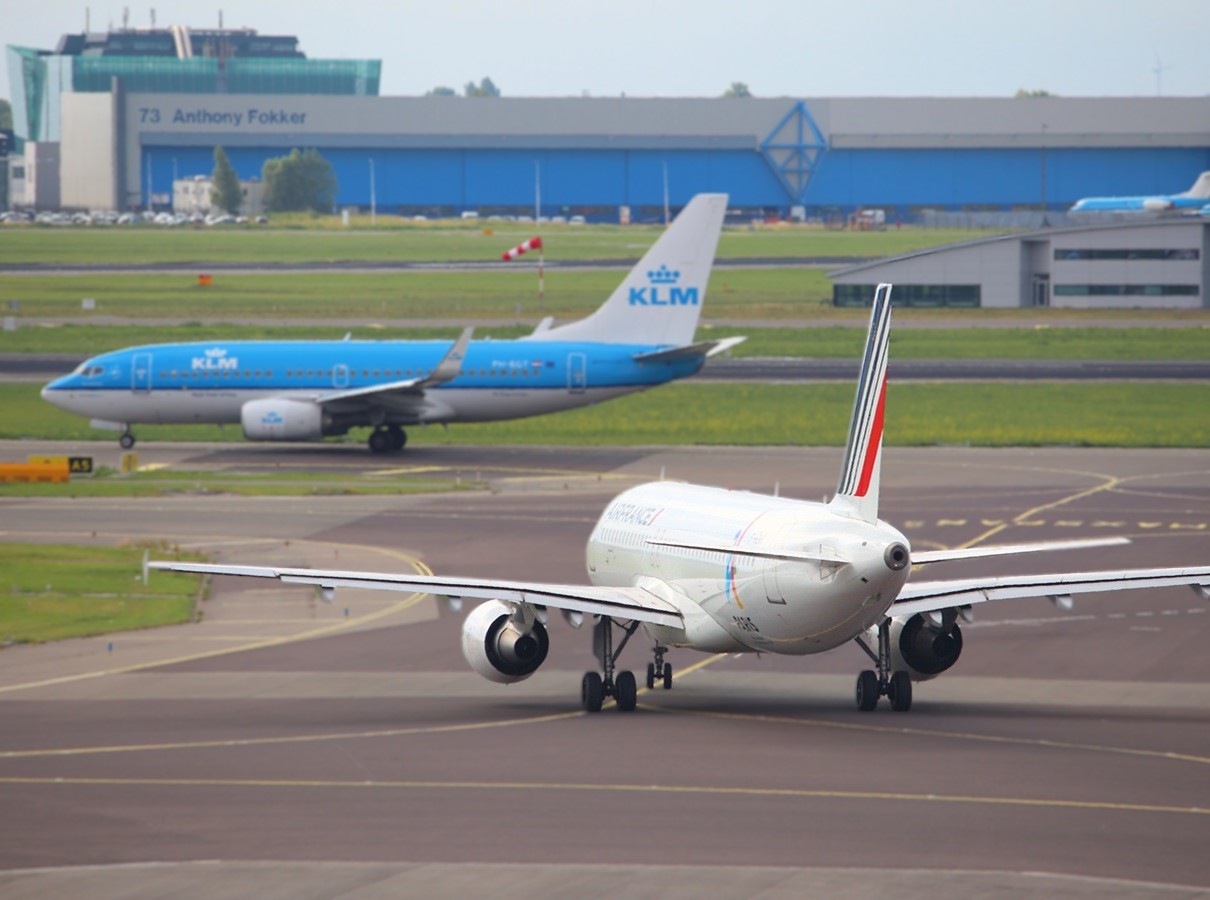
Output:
(461, 600), (550, 684)
(241, 398), (324, 441)
(882, 610), (964, 682)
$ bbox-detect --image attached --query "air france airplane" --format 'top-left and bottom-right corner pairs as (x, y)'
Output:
(1069, 171), (1210, 215)
(42, 194), (740, 453)
(151, 284), (1210, 713)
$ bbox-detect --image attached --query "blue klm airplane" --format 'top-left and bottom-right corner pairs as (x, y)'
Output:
(1069, 171), (1210, 215)
(43, 194), (740, 453)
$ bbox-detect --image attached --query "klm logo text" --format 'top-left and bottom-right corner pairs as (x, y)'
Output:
(628, 264), (699, 306)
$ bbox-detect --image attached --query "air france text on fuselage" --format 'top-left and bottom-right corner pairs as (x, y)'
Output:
(605, 502), (663, 526)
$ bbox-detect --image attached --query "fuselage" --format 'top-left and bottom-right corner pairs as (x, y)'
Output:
(586, 481), (911, 656)
(41, 338), (704, 427)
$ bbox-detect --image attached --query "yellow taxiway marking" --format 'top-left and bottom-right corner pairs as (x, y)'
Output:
(0, 775), (1201, 817)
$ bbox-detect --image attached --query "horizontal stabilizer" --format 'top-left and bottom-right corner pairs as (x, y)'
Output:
(912, 536), (1131, 565)
(633, 336), (746, 365)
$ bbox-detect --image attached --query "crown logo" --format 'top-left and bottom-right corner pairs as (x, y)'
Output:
(204, 347), (228, 358)
(647, 265), (680, 285)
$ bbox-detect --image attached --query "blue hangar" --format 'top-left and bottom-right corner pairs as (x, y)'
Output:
(11, 29), (1209, 217)
(52, 93), (1209, 220)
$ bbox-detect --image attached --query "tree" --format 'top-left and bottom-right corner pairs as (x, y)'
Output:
(262, 148), (338, 213)
(210, 146), (243, 215)
(1015, 89), (1056, 98)
(464, 77), (501, 97)
(427, 86), (457, 97)
(723, 82), (752, 98)
(0, 99), (12, 131)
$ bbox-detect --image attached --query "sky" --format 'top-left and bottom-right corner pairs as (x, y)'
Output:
(3, 0), (1207, 103)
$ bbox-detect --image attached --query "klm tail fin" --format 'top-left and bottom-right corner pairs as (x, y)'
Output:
(831, 283), (893, 524)
(1183, 172), (1210, 199)
(521, 193), (728, 346)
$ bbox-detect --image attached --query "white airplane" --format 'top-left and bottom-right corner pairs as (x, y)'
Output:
(43, 194), (741, 453)
(150, 284), (1210, 713)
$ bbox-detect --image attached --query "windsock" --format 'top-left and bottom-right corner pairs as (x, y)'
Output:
(501, 236), (542, 261)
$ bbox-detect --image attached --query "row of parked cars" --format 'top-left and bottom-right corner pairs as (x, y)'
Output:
(0, 210), (269, 226)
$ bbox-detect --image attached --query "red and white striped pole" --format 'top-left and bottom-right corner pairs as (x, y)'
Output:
(501, 236), (544, 309)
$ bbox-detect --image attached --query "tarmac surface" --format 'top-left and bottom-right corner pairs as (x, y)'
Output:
(1, 441), (1208, 898)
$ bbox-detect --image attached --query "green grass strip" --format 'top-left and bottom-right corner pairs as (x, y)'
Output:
(0, 223), (987, 266)
(3, 382), (1207, 448)
(0, 543), (202, 643)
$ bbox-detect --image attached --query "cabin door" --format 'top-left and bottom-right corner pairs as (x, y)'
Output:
(567, 352), (587, 394)
(131, 353), (153, 393)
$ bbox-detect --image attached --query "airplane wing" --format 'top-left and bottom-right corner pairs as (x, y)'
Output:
(632, 336), (746, 365)
(889, 566), (1210, 619)
(147, 561), (684, 628)
(313, 326), (473, 408)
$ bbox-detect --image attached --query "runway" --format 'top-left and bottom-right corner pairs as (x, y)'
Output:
(0, 443), (1208, 897)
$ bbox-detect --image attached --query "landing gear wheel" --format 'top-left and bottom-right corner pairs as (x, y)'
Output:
(663, 663), (673, 690)
(856, 670), (880, 712)
(615, 670), (637, 712)
(889, 671), (913, 712)
(119, 432), (136, 450)
(581, 671), (604, 713)
(387, 425), (407, 451)
(368, 429), (390, 454)
(646, 663), (656, 690)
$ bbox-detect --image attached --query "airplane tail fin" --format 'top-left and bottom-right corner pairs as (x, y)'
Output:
(830, 283), (893, 524)
(1183, 171), (1210, 199)
(520, 193), (728, 346)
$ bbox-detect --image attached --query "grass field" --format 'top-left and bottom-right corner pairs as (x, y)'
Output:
(7, 320), (1210, 360)
(4, 382), (1207, 449)
(0, 542), (202, 643)
(0, 222), (988, 266)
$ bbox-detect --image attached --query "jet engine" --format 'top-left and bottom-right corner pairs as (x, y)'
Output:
(241, 398), (325, 441)
(460, 600), (550, 684)
(882, 609), (964, 682)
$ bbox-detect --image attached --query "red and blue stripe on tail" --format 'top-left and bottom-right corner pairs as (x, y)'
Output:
(833, 283), (893, 524)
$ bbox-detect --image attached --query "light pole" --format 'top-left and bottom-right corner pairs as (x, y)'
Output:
(369, 157), (376, 226)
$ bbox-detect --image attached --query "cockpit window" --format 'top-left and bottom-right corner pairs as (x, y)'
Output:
(77, 365), (105, 378)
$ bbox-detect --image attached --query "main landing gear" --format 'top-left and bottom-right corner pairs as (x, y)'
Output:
(367, 424), (407, 454)
(854, 618), (913, 712)
(119, 431), (136, 450)
(582, 617), (646, 713)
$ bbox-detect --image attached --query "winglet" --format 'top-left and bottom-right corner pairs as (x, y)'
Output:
(424, 326), (474, 386)
(832, 283), (892, 524)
